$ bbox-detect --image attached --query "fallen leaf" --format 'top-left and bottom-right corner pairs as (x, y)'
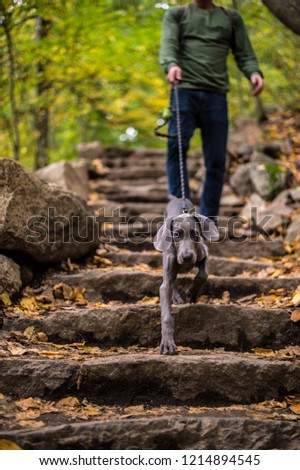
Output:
(18, 420), (44, 429)
(138, 296), (160, 305)
(6, 343), (27, 356)
(23, 326), (36, 341)
(56, 397), (80, 408)
(16, 410), (42, 420)
(253, 348), (275, 356)
(291, 310), (300, 323)
(0, 394), (4, 400)
(15, 397), (43, 411)
(291, 289), (300, 307)
(0, 293), (12, 307)
(0, 439), (22, 450)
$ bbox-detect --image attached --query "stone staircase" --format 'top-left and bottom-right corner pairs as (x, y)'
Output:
(0, 148), (300, 450)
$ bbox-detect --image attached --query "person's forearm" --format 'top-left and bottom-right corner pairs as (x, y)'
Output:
(159, 10), (180, 73)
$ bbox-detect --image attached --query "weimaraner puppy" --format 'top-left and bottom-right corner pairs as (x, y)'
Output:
(153, 197), (219, 355)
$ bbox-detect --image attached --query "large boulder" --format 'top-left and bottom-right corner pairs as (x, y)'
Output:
(249, 153), (291, 201)
(35, 160), (89, 200)
(285, 214), (300, 242)
(0, 159), (99, 263)
(229, 164), (253, 197)
(0, 255), (22, 296)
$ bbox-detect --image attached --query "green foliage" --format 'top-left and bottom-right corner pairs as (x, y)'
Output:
(0, 0), (300, 169)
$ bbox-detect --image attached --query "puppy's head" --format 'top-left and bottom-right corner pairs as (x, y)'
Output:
(154, 213), (219, 264)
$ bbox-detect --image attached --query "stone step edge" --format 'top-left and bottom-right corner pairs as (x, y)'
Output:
(0, 354), (299, 406)
(1, 412), (299, 450)
(2, 303), (293, 352)
(50, 270), (298, 302)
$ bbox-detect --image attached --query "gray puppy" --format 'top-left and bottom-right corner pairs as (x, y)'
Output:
(153, 197), (219, 355)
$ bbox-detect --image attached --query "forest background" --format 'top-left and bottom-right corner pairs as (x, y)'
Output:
(0, 0), (299, 170)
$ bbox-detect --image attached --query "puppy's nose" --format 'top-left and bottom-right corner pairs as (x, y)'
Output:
(182, 253), (193, 263)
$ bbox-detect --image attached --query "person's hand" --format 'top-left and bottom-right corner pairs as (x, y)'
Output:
(167, 66), (182, 86)
(251, 73), (264, 96)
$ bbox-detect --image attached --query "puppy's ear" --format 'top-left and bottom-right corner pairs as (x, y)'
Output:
(153, 218), (173, 252)
(195, 215), (219, 242)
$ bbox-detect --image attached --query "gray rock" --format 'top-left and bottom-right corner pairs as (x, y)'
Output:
(256, 142), (281, 159)
(76, 141), (104, 160)
(35, 160), (89, 200)
(49, 269), (297, 302)
(0, 159), (99, 263)
(285, 215), (300, 242)
(0, 255), (22, 296)
(289, 187), (300, 203)
(240, 193), (266, 222)
(1, 414), (300, 450)
(229, 164), (253, 197)
(3, 304), (292, 350)
(236, 144), (254, 161)
(249, 153), (291, 200)
(1, 354), (299, 405)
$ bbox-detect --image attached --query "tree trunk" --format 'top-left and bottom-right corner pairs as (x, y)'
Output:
(0, 1), (20, 161)
(262, 0), (300, 35)
(35, 17), (51, 170)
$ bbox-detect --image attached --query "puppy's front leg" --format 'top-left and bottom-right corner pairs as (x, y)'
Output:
(159, 252), (179, 355)
(187, 257), (208, 303)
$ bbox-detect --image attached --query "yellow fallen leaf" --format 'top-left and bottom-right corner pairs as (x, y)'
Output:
(138, 296), (160, 305)
(0, 293), (12, 307)
(83, 407), (101, 416)
(36, 332), (48, 342)
(291, 310), (300, 323)
(20, 297), (38, 311)
(16, 410), (42, 420)
(56, 397), (80, 408)
(93, 256), (113, 266)
(23, 326), (36, 341)
(15, 397), (42, 411)
(0, 439), (22, 450)
(290, 402), (300, 415)
(18, 420), (44, 429)
(6, 343), (27, 356)
(291, 290), (300, 307)
(253, 348), (275, 356)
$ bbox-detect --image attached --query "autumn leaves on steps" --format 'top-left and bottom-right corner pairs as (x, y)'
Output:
(1, 128), (300, 449)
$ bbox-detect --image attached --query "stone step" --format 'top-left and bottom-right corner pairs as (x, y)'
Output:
(97, 167), (167, 180)
(4, 304), (293, 350)
(1, 353), (299, 405)
(1, 410), (299, 450)
(51, 270), (296, 302)
(104, 237), (285, 259)
(104, 252), (276, 275)
(90, 200), (243, 219)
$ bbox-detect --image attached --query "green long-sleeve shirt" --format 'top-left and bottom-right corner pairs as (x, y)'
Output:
(159, 3), (262, 93)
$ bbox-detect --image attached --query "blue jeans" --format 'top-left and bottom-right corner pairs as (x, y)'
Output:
(167, 88), (228, 217)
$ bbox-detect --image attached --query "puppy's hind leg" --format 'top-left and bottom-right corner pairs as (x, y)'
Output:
(187, 257), (208, 304)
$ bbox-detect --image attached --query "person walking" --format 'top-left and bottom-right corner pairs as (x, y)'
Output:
(160, 0), (264, 218)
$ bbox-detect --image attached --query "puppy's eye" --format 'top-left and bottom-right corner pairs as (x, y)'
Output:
(173, 230), (184, 241)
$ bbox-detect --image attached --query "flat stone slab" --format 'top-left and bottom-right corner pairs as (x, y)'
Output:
(50, 270), (298, 302)
(0, 354), (299, 405)
(105, 252), (276, 275)
(105, 237), (285, 259)
(3, 304), (293, 350)
(1, 412), (300, 450)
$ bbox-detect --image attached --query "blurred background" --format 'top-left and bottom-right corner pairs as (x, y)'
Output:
(0, 0), (299, 169)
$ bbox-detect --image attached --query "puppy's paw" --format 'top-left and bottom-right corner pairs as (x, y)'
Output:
(186, 288), (199, 304)
(160, 336), (178, 355)
(172, 290), (185, 305)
